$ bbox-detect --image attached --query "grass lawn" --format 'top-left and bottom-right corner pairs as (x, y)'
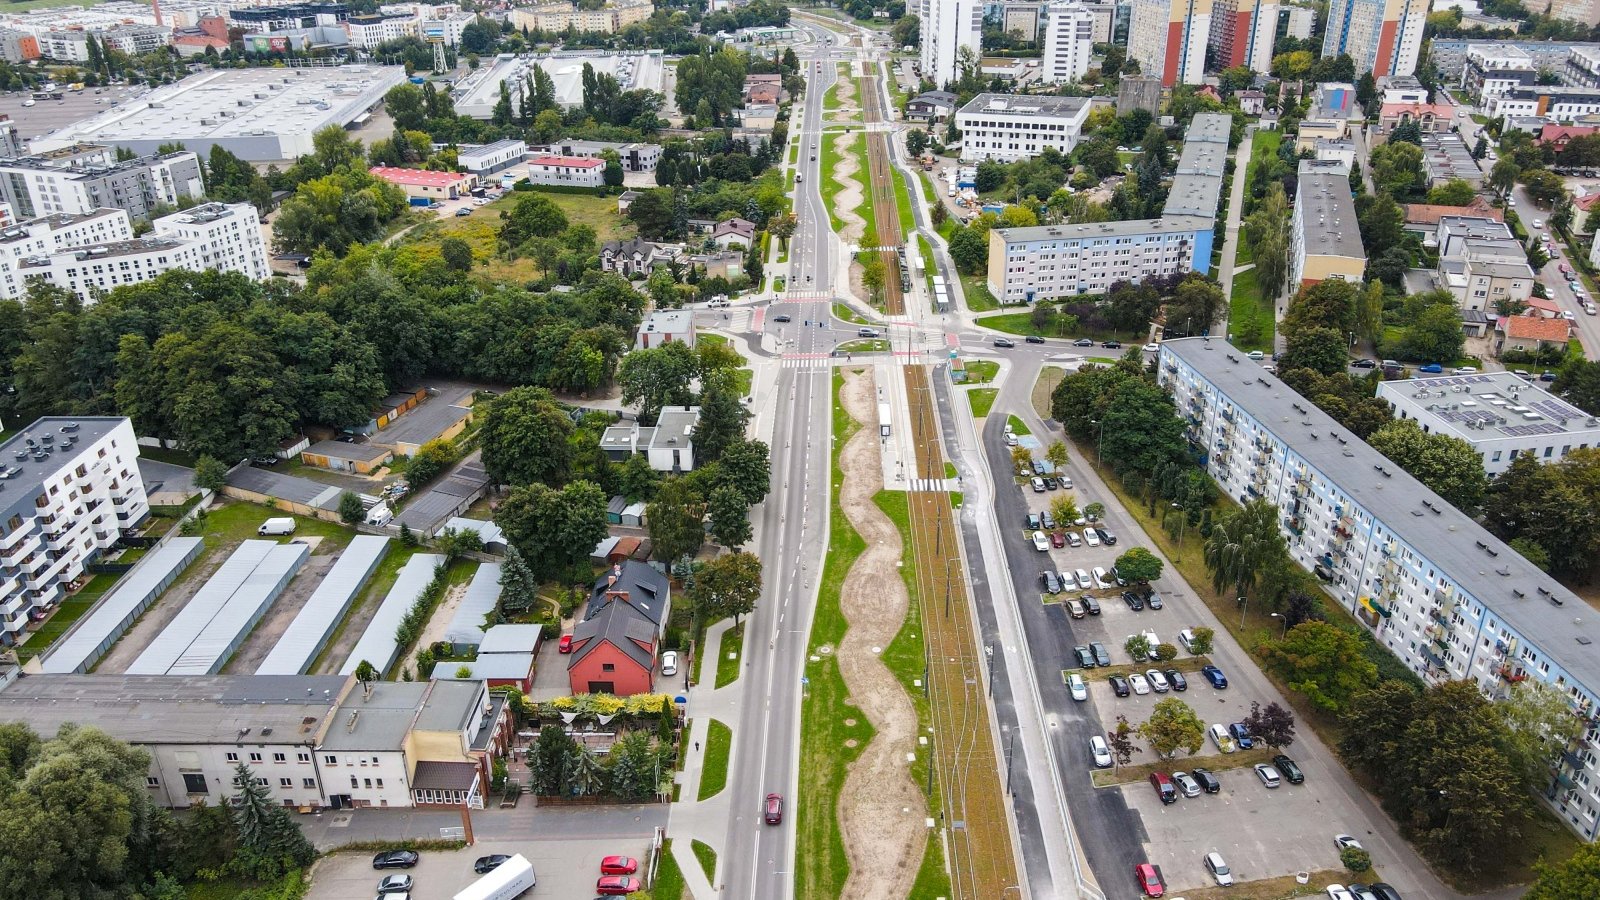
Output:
(835, 338), (890, 353)
(832, 302), (868, 324)
(917, 239), (939, 294)
(978, 311), (1140, 344)
(797, 368), (877, 900)
(734, 368), (753, 397)
(964, 359), (998, 382)
(1177, 870), (1364, 900)
(200, 501), (355, 552)
(890, 159), (914, 242)
(408, 189), (634, 282)
(823, 64), (845, 111)
(968, 388), (998, 417)
(698, 719), (732, 801)
(1006, 414), (1031, 436)
(960, 273), (1000, 311)
(1228, 268), (1275, 353)
(715, 623), (745, 688)
(852, 136), (879, 243)
(691, 839), (717, 884)
(1241, 130), (1282, 216)
(917, 169), (938, 204)
(15, 578), (117, 662)
(821, 133), (855, 235)
(654, 839), (687, 900)
(139, 445), (197, 467)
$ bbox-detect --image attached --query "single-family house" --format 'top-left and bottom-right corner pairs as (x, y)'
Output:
(601, 237), (675, 278)
(600, 406), (699, 472)
(712, 217), (758, 250)
(566, 561), (671, 696)
(1377, 103), (1454, 136)
(1238, 90), (1266, 116)
(688, 250), (744, 280)
(906, 90), (957, 122)
(1497, 314), (1571, 356)
(617, 189), (641, 213)
(301, 439), (393, 474)
(635, 309), (696, 349)
(1539, 123), (1600, 150)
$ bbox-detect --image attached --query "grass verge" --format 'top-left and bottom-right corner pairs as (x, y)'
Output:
(968, 388), (998, 418)
(1089, 746), (1277, 788)
(891, 159), (914, 242)
(1006, 414), (1031, 436)
(832, 302), (868, 324)
(698, 719), (732, 802)
(852, 134), (879, 244)
(821, 132), (857, 235)
(964, 359), (998, 382)
(978, 311), (1139, 343)
(654, 839), (687, 900)
(1228, 267), (1274, 353)
(691, 839), (717, 884)
(797, 367), (876, 899)
(715, 624), (745, 688)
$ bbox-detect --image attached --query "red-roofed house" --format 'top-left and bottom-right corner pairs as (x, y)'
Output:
(1497, 315), (1571, 357)
(1378, 103), (1454, 136)
(526, 155), (606, 189)
(1539, 124), (1600, 151)
(369, 166), (477, 201)
(1523, 295), (1564, 319)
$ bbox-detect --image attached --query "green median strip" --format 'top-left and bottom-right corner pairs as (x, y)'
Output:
(698, 719), (732, 801)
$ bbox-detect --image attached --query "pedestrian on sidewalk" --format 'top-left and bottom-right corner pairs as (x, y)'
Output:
(695, 741), (700, 752)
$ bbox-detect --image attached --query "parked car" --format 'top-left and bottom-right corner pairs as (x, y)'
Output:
(1123, 591), (1145, 611)
(1164, 669), (1187, 691)
(1325, 887), (1356, 900)
(1134, 862), (1165, 897)
(1351, 358), (1376, 368)
(1201, 664), (1228, 688)
(1040, 511), (1056, 529)
(1050, 531), (1066, 548)
(1041, 571), (1062, 594)
(1032, 531), (1050, 551)
(1042, 476), (1059, 490)
(1146, 669), (1170, 692)
(1171, 770), (1200, 798)
(474, 855), (511, 874)
(1082, 528), (1101, 547)
(661, 651), (679, 676)
(1065, 532), (1083, 548)
(1129, 673), (1151, 695)
(600, 856), (639, 875)
(1143, 343), (1160, 353)
(1254, 763), (1282, 788)
(1103, 340), (1122, 349)
(1068, 672), (1088, 701)
(1208, 723), (1236, 753)
(1109, 675), (1131, 697)
(1149, 771), (1177, 804)
(1248, 350), (1264, 360)
(1072, 569), (1093, 589)
(1026, 512), (1041, 530)
(1145, 591), (1164, 610)
(1204, 851), (1235, 886)
(1082, 596), (1101, 615)
(373, 852), (419, 870)
(1228, 722), (1254, 750)
(1066, 598), (1086, 618)
(1347, 886), (1381, 900)
(1074, 646), (1096, 668)
(1092, 566), (1112, 588)
(1090, 735), (1113, 767)
(1273, 754), (1305, 784)
(764, 793), (783, 824)
(558, 634), (573, 653)
(1191, 767), (1220, 793)
(1031, 477), (1046, 492)
(1367, 884), (1403, 900)
(1095, 527), (1117, 545)
(1418, 363), (1443, 373)
(377, 875), (412, 894)
(597, 875), (643, 895)
(1090, 642), (1110, 667)
(1334, 834), (1363, 853)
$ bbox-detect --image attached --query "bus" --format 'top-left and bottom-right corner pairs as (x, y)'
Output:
(878, 401), (892, 438)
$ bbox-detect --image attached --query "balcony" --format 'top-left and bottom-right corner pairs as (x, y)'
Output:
(1501, 666), (1530, 684)
(1, 610), (26, 633)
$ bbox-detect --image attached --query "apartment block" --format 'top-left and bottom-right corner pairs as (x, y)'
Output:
(1568, 46), (1600, 89)
(1462, 43), (1538, 104)
(1210, 0), (1278, 73)
(38, 24), (167, 62)
(1290, 159), (1365, 288)
(1487, 86), (1600, 123)
(1040, 3), (1096, 84)
(344, 12), (415, 49)
(0, 145), (204, 221)
(918, 0), (983, 87)
(1002, 1), (1044, 38)
(1433, 214), (1533, 313)
(987, 215), (1215, 302)
(1278, 3), (1315, 39)
(0, 417), (147, 643)
(525, 155), (605, 188)
(1158, 338), (1600, 841)
(1321, 0), (1428, 78)
(1128, 0), (1211, 86)
(151, 202), (272, 283)
(1376, 373), (1600, 475)
(954, 93), (1091, 162)
(1525, 0), (1600, 27)
(508, 1), (651, 34)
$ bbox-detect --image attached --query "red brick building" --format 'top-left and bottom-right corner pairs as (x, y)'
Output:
(567, 561), (672, 696)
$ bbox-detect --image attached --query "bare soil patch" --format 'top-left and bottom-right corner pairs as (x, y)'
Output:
(832, 131), (866, 246)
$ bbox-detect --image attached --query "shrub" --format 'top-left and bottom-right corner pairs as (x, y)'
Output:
(1341, 846), (1372, 873)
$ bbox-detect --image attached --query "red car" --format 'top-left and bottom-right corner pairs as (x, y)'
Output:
(558, 634), (573, 653)
(1135, 862), (1165, 897)
(764, 792), (783, 825)
(1050, 531), (1065, 548)
(596, 875), (642, 895)
(599, 855), (638, 875)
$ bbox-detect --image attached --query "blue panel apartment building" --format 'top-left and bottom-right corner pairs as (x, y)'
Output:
(1159, 337), (1600, 840)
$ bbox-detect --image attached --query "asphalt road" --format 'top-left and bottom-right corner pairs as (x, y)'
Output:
(716, 22), (839, 900)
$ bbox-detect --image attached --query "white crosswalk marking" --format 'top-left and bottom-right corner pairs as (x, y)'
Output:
(907, 478), (957, 493)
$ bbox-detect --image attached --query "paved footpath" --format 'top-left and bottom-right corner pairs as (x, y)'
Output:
(669, 618), (747, 899)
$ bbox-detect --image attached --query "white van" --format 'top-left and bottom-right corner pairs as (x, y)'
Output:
(453, 853), (535, 900)
(257, 517), (296, 536)
(364, 502), (393, 528)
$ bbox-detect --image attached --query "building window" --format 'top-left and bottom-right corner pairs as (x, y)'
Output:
(279, 778), (292, 788)
(226, 752), (239, 762)
(303, 778), (316, 789)
(146, 776), (160, 788)
(249, 753), (262, 763)
(325, 755), (337, 765)
(602, 663), (615, 672)
(182, 773), (207, 794)
(273, 753), (286, 763)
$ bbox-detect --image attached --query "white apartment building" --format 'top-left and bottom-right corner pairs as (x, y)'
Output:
(918, 0), (983, 87)
(1040, 3), (1096, 85)
(1381, 75), (1430, 104)
(1462, 43), (1537, 104)
(525, 155), (605, 188)
(1434, 215), (1534, 312)
(1159, 338), (1600, 842)
(953, 93), (1091, 162)
(986, 215), (1215, 303)
(1376, 373), (1600, 475)
(0, 202), (269, 303)
(1279, 3), (1315, 39)
(457, 139), (528, 176)
(1487, 87), (1600, 123)
(508, 1), (651, 35)
(345, 13), (415, 49)
(39, 24), (169, 61)
(0, 145), (205, 221)
(0, 417), (147, 642)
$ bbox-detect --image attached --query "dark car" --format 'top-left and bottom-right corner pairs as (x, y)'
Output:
(774, 314), (792, 322)
(993, 338), (1016, 348)
(1095, 527), (1117, 546)
(1228, 723), (1254, 750)
(1074, 646), (1095, 668)
(474, 855), (510, 874)
(1042, 476), (1058, 490)
(1201, 665), (1228, 689)
(1082, 596), (1101, 616)
(1090, 641), (1111, 667)
(1190, 767), (1221, 793)
(1145, 591), (1163, 610)
(1540, 370), (1557, 382)
(1073, 338), (1094, 347)
(372, 851), (419, 870)
(1149, 771), (1176, 804)
(1122, 591), (1145, 611)
(1102, 340), (1122, 349)
(1025, 335), (1046, 344)
(1164, 669), (1187, 691)
(1272, 754), (1305, 784)
(1109, 675), (1131, 697)
(764, 792), (783, 824)
(1367, 884), (1403, 900)
(1351, 358), (1377, 368)
(1041, 571), (1062, 593)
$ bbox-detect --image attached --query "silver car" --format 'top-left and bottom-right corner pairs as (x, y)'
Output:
(1089, 735), (1112, 768)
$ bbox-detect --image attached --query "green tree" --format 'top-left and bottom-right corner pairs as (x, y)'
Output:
(1369, 418), (1488, 510)
(194, 454), (229, 492)
(1490, 157), (1521, 198)
(693, 370), (750, 465)
(405, 437), (458, 487)
(1112, 547), (1162, 583)
(1245, 183), (1292, 300)
(499, 192), (570, 248)
(689, 550), (762, 625)
(1261, 621), (1378, 713)
(338, 491), (365, 524)
(1523, 168), (1568, 208)
(1528, 840), (1600, 899)
(497, 544), (539, 616)
(646, 476), (705, 564)
(1281, 325), (1349, 376)
(1397, 303), (1465, 363)
(1485, 451), (1600, 577)
(618, 452), (661, 502)
(1123, 633), (1151, 662)
(439, 236), (474, 272)
(1107, 715), (1141, 768)
(1137, 698), (1206, 758)
(495, 480), (610, 583)
(1187, 626), (1214, 655)
(1341, 846), (1373, 873)
(707, 484), (753, 550)
(1497, 682), (1583, 789)
(529, 725), (577, 796)
(1044, 440), (1070, 470)
(1203, 500), (1287, 601)
(1426, 178), (1479, 206)
(1370, 140), (1424, 197)
(1049, 495), (1080, 531)
(713, 439), (771, 507)
(947, 226), (988, 275)
(479, 386), (575, 487)
(605, 731), (669, 801)
(229, 763), (315, 878)
(619, 340), (698, 423)
(1509, 536), (1551, 571)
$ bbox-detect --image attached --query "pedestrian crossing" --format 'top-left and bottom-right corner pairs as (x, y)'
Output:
(780, 354), (833, 369)
(908, 477), (957, 493)
(783, 291), (833, 303)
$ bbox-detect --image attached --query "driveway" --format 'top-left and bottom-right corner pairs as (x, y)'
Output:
(307, 835), (653, 900)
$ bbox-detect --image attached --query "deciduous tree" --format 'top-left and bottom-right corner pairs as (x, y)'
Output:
(1241, 701), (1297, 748)
(1369, 418), (1488, 510)
(688, 550), (762, 625)
(1261, 621), (1378, 713)
(479, 386), (575, 487)
(1113, 547), (1162, 583)
(1138, 698), (1206, 758)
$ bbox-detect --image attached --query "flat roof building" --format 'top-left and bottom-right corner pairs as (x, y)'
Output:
(453, 52), (664, 119)
(1375, 373), (1600, 474)
(369, 166), (476, 200)
(1290, 159), (1365, 289)
(31, 66), (409, 162)
(1158, 337), (1600, 840)
(954, 93), (1092, 162)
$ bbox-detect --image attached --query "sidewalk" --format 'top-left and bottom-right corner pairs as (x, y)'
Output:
(1216, 126), (1253, 339)
(669, 618), (752, 899)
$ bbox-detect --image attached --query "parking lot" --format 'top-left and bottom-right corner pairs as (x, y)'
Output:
(0, 84), (150, 144)
(306, 836), (653, 900)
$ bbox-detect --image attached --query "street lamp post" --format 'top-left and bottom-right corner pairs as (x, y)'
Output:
(1238, 595), (1248, 629)
(1270, 612), (1288, 639)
